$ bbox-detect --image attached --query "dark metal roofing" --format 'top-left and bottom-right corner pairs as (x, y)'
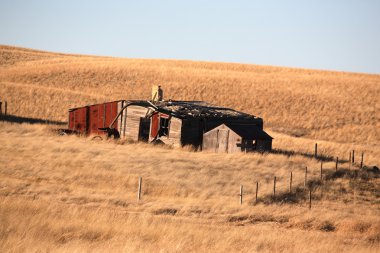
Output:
(153, 100), (259, 120)
(225, 123), (273, 140)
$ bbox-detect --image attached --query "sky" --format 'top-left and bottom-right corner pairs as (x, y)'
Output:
(1, 0), (379, 74)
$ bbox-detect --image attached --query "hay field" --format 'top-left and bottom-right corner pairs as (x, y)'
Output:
(0, 122), (379, 252)
(0, 45), (380, 252)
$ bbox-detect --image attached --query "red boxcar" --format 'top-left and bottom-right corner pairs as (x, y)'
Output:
(68, 100), (124, 136)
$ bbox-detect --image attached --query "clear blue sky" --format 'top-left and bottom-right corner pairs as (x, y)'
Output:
(1, 0), (379, 74)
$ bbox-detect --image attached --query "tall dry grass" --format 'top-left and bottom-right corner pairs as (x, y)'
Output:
(1, 45), (379, 144)
(1, 45), (379, 252)
(0, 122), (379, 252)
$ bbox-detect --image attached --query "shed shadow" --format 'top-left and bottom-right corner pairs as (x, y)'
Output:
(270, 148), (339, 162)
(0, 114), (67, 125)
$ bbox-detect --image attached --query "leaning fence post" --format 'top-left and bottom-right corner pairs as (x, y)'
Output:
(360, 152), (364, 169)
(289, 171), (293, 193)
(309, 190), (312, 209)
(314, 143), (318, 159)
(137, 177), (142, 201)
(240, 185), (243, 205)
(273, 176), (276, 199)
(335, 157), (338, 172)
(304, 167), (308, 188)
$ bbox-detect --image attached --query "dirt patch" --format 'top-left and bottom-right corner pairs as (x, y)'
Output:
(227, 214), (288, 225)
(227, 215), (249, 223)
(153, 208), (178, 216)
(108, 199), (129, 208)
(319, 221), (336, 232)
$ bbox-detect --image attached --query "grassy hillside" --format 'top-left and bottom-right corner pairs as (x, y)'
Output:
(0, 45), (379, 252)
(0, 123), (379, 252)
(1, 45), (379, 145)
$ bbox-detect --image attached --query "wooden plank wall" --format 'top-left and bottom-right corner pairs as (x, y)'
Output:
(125, 106), (149, 141)
(202, 127), (218, 152)
(116, 101), (129, 139)
(202, 124), (241, 153)
(227, 130), (241, 153)
(160, 117), (182, 147)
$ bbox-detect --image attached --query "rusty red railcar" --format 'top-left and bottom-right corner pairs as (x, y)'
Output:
(68, 100), (124, 136)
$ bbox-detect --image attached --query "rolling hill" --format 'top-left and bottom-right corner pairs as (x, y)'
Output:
(1, 45), (379, 145)
(0, 45), (379, 252)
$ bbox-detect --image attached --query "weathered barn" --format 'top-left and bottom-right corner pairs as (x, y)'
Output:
(115, 100), (272, 152)
(67, 87), (273, 153)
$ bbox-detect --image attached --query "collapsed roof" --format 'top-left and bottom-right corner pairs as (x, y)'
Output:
(127, 100), (260, 120)
(157, 100), (258, 119)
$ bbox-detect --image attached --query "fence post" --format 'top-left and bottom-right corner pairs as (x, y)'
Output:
(320, 179), (324, 199)
(240, 185), (243, 205)
(360, 152), (364, 169)
(304, 167), (308, 188)
(352, 150), (355, 164)
(349, 151), (351, 169)
(255, 181), (259, 203)
(314, 143), (318, 159)
(335, 157), (338, 172)
(0, 101), (2, 115)
(309, 190), (312, 209)
(289, 171), (293, 193)
(4, 101), (7, 116)
(137, 177), (142, 201)
(320, 162), (323, 181)
(273, 176), (276, 199)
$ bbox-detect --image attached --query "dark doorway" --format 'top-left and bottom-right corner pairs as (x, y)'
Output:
(139, 117), (150, 142)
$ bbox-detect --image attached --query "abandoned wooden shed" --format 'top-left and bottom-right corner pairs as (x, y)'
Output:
(110, 100), (273, 152)
(202, 123), (273, 153)
(67, 86), (273, 153)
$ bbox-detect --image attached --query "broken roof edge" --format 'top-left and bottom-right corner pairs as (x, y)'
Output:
(154, 100), (259, 120)
(68, 99), (126, 111)
(207, 123), (273, 140)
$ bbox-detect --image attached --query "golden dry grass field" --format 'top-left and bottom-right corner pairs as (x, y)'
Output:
(0, 45), (379, 252)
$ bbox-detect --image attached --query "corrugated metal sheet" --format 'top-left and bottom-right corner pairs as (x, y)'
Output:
(69, 106), (87, 133)
(68, 101), (120, 136)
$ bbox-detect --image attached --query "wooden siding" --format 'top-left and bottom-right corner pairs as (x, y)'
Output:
(125, 106), (149, 141)
(118, 101), (124, 136)
(202, 124), (241, 153)
(159, 117), (182, 147)
(227, 131), (241, 153)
